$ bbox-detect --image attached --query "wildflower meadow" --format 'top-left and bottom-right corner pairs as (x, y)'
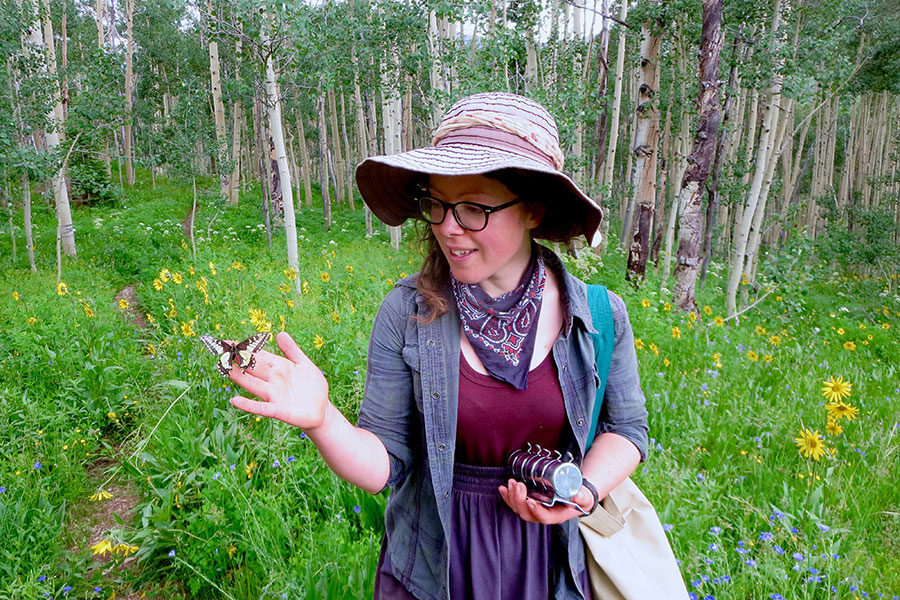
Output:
(1, 174), (898, 599)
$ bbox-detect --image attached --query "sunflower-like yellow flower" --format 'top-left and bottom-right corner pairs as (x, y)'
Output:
(649, 343), (659, 356)
(755, 325), (766, 336)
(320, 272), (331, 283)
(115, 543), (139, 556)
(671, 327), (681, 339)
(12, 291), (20, 301)
(843, 341), (857, 351)
(159, 268), (172, 282)
(313, 335), (325, 349)
(56, 281), (68, 296)
(172, 273), (183, 285)
(795, 428), (827, 461)
(209, 261), (218, 276)
(768, 334), (782, 346)
(703, 305), (712, 315)
(284, 266), (297, 280)
(346, 265), (354, 274)
(825, 401), (859, 421)
(90, 539), (114, 556)
(180, 320), (196, 337)
(634, 338), (645, 350)
(153, 278), (164, 291)
(27, 317), (37, 324)
(83, 302), (95, 318)
(89, 490), (114, 502)
(118, 298), (130, 310)
(713, 316), (725, 327)
(641, 298), (651, 308)
(747, 350), (759, 362)
(821, 376), (852, 403)
(826, 419), (843, 436)
(279, 282), (291, 294)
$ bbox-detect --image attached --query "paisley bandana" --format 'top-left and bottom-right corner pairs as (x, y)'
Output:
(452, 251), (546, 390)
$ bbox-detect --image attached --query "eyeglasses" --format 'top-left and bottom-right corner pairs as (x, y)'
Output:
(417, 196), (523, 232)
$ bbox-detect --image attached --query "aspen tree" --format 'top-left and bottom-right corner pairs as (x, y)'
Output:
(339, 93), (354, 210)
(262, 19), (299, 293)
(32, 0), (76, 258)
(207, 0), (229, 204)
(327, 87), (345, 207)
(228, 33), (243, 204)
(123, 0), (134, 185)
(316, 84), (331, 227)
(725, 0), (784, 319)
(295, 113), (313, 208)
(625, 21), (663, 283)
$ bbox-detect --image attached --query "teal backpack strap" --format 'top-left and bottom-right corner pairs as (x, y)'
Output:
(585, 284), (615, 452)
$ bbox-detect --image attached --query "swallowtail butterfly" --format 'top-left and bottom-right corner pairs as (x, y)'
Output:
(200, 332), (270, 378)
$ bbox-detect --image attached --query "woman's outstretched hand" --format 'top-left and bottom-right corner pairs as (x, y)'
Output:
(498, 479), (594, 525)
(228, 331), (330, 432)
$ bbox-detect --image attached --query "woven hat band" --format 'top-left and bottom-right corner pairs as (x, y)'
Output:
(432, 111), (565, 171)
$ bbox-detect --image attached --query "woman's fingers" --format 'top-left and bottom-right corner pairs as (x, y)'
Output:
(230, 395), (279, 419)
(229, 367), (271, 400)
(276, 331), (306, 364)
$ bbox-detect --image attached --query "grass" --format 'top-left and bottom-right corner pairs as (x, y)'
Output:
(0, 170), (898, 599)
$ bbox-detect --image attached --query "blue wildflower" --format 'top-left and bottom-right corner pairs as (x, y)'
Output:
(168, 549), (176, 557)
(354, 505), (361, 513)
(792, 552), (805, 561)
(95, 587), (102, 593)
(770, 594), (785, 600)
(691, 580), (702, 588)
(817, 523), (830, 532)
(229, 464), (236, 470)
(38, 575), (46, 582)
(63, 586), (71, 594)
(709, 543), (719, 551)
(300, 432), (308, 439)
(273, 459), (280, 467)
(697, 473), (705, 481)
(774, 545), (785, 554)
(34, 462), (42, 469)
(0, 486), (5, 493)
(773, 508), (786, 519)
(213, 472), (220, 480)
(710, 526), (721, 535)
(287, 456), (295, 462)
(663, 524), (674, 532)
(758, 532), (774, 541)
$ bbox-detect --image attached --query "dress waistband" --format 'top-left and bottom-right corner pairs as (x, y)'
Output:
(452, 462), (512, 495)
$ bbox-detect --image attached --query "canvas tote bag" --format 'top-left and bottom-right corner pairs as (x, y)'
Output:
(583, 286), (689, 600)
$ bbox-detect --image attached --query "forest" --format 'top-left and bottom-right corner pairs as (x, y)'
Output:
(1, 0), (899, 598)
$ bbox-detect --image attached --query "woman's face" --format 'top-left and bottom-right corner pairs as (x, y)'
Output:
(428, 174), (541, 297)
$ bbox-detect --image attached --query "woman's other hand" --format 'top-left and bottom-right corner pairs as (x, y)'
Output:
(498, 479), (594, 525)
(229, 331), (329, 432)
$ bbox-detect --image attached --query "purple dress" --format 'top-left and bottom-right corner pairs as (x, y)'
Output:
(374, 353), (592, 599)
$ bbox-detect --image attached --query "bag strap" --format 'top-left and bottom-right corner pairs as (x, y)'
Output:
(585, 284), (615, 453)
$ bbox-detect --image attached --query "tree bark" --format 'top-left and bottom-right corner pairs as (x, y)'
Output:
(208, 1), (229, 203)
(123, 0), (134, 185)
(625, 23), (663, 283)
(295, 112), (313, 208)
(228, 34), (244, 205)
(262, 39), (299, 292)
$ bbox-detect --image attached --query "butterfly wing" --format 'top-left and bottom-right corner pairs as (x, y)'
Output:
(200, 334), (236, 378)
(233, 332), (270, 372)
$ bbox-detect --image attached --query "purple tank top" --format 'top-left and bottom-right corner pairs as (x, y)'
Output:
(455, 351), (567, 466)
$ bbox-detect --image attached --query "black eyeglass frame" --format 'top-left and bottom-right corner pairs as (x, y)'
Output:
(416, 196), (524, 232)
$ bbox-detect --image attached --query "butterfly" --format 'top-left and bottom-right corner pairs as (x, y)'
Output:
(200, 332), (270, 378)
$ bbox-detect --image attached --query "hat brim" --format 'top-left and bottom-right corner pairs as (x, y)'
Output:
(356, 143), (603, 246)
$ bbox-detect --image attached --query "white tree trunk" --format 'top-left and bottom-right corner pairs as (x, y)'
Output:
(264, 47), (299, 294)
(228, 35), (244, 205)
(208, 2), (229, 203)
(34, 0), (75, 258)
(123, 0), (134, 185)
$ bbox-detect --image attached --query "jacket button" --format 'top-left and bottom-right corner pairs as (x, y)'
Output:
(438, 443), (447, 451)
(576, 418), (585, 426)
(431, 391), (440, 399)
(562, 365), (568, 372)
(426, 339), (435, 347)
(444, 491), (449, 498)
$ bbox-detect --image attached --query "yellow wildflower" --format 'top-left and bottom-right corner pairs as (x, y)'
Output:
(688, 311), (698, 322)
(228, 545), (237, 559)
(118, 298), (130, 310)
(27, 317), (37, 324)
(649, 343), (659, 356)
(331, 311), (340, 323)
(747, 350), (759, 361)
(763, 354), (774, 363)
(768, 335), (781, 346)
(231, 261), (246, 271)
(159, 268), (172, 282)
(755, 325), (766, 336)
(837, 328), (845, 335)
(313, 335), (325, 349)
(153, 278), (164, 291)
(321, 272), (331, 283)
(90, 539), (114, 556)
(346, 265), (354, 274)
(663, 358), (671, 367)
(146, 313), (156, 324)
(795, 428), (826, 461)
(189, 265), (195, 276)
(284, 267), (297, 280)
(634, 338), (645, 350)
(12, 291), (19, 301)
(826, 419), (843, 436)
(209, 262), (218, 275)
(279, 315), (286, 331)
(246, 461), (256, 479)
(821, 376), (852, 403)
(671, 327), (681, 339)
(147, 343), (156, 355)
(713, 316), (725, 327)
(279, 282), (291, 294)
(843, 341), (857, 351)
(89, 490), (114, 502)
(82, 302), (95, 318)
(172, 273), (183, 285)
(663, 302), (671, 312)
(641, 298), (651, 308)
(115, 543), (139, 556)
(302, 281), (310, 294)
(825, 401), (859, 421)
(180, 320), (196, 337)
(882, 323), (891, 329)
(285, 299), (295, 309)
(56, 281), (68, 296)
(703, 305), (712, 315)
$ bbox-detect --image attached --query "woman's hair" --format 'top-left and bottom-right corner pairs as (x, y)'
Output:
(413, 168), (578, 322)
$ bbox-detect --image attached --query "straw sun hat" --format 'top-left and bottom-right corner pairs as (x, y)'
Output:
(355, 92), (603, 246)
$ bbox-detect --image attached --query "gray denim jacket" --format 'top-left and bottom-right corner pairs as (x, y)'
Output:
(358, 250), (649, 600)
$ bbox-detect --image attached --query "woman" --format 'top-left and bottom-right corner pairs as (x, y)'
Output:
(228, 93), (649, 600)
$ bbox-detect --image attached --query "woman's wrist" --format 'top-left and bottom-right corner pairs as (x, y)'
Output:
(580, 479), (600, 515)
